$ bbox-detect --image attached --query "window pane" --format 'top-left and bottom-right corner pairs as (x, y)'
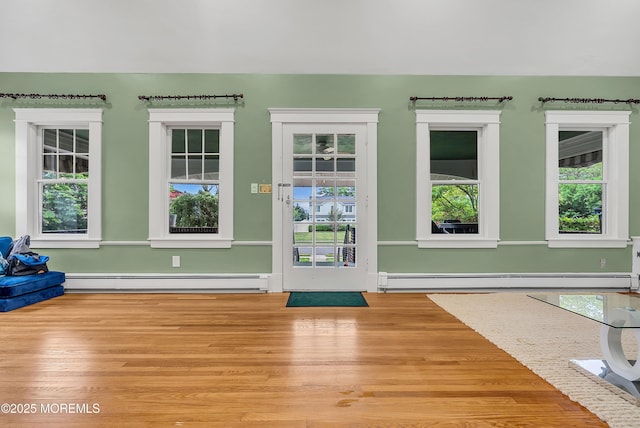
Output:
(315, 246), (336, 267)
(337, 134), (355, 154)
(76, 129), (89, 153)
(188, 155), (202, 179)
(559, 131), (603, 180)
(43, 130), (58, 178)
(293, 202), (311, 232)
(43, 155), (57, 178)
(203, 155), (219, 179)
(41, 128), (90, 179)
(293, 246), (312, 267)
(558, 131), (603, 181)
(316, 134), (334, 156)
(315, 228), (336, 245)
(431, 184), (479, 234)
(171, 156), (186, 179)
(293, 183), (312, 201)
(59, 129), (74, 153)
(559, 183), (602, 234)
(336, 182), (356, 202)
(315, 158), (334, 172)
(315, 183), (335, 198)
(204, 130), (220, 153)
(294, 157), (312, 172)
(42, 183), (88, 234)
(430, 130), (477, 180)
(294, 134), (312, 154)
(59, 155), (74, 177)
(172, 130), (186, 153)
(169, 184), (219, 233)
(187, 129), (203, 153)
(337, 158), (355, 172)
(44, 129), (57, 152)
(293, 221), (311, 244)
(75, 156), (89, 177)
(339, 246), (357, 267)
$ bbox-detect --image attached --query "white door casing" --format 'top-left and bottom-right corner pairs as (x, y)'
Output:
(270, 109), (379, 293)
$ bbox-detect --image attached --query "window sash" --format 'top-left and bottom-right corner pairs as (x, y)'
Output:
(39, 181), (89, 234)
(416, 110), (500, 248)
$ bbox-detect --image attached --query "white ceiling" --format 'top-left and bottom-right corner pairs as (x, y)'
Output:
(1, 0), (639, 76)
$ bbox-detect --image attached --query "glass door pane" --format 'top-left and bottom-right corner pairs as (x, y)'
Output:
(292, 133), (358, 269)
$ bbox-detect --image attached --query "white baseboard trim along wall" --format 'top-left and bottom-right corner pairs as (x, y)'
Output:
(63, 272), (636, 292)
(64, 274), (270, 293)
(377, 272), (635, 292)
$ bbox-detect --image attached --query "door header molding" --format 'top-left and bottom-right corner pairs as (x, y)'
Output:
(269, 108), (380, 124)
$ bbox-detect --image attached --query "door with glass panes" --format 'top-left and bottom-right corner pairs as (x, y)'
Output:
(280, 124), (367, 291)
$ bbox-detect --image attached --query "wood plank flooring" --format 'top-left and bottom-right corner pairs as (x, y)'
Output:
(0, 293), (607, 427)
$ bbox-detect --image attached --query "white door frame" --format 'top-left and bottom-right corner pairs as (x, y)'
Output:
(269, 108), (380, 293)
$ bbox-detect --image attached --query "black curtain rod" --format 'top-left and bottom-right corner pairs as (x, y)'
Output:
(0, 93), (107, 101)
(138, 94), (244, 101)
(539, 97), (640, 105)
(410, 96), (513, 103)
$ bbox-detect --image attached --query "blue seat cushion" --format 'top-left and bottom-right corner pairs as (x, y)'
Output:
(0, 285), (64, 312)
(0, 271), (66, 297)
(0, 236), (12, 258)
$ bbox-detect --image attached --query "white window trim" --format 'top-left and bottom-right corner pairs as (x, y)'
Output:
(148, 108), (234, 248)
(545, 110), (630, 248)
(416, 110), (501, 249)
(14, 108), (103, 249)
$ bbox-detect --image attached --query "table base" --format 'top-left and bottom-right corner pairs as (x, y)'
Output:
(571, 359), (640, 406)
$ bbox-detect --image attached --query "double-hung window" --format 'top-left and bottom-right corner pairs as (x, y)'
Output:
(148, 109), (234, 248)
(545, 111), (630, 248)
(14, 109), (103, 248)
(416, 110), (501, 248)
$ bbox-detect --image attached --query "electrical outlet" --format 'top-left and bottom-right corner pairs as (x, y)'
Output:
(259, 183), (272, 194)
(172, 255), (181, 268)
(250, 183), (258, 194)
(600, 258), (606, 269)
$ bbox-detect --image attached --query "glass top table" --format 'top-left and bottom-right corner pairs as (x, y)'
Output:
(528, 293), (640, 381)
(528, 293), (640, 328)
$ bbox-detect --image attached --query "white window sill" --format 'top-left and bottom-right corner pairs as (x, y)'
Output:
(30, 238), (101, 249)
(547, 238), (629, 249)
(149, 238), (233, 249)
(417, 238), (499, 249)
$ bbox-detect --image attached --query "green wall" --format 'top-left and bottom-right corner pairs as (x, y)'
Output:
(0, 73), (638, 274)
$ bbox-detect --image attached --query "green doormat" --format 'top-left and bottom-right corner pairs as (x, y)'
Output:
(286, 292), (368, 307)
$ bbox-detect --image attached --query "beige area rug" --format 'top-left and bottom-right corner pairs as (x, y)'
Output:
(428, 292), (640, 428)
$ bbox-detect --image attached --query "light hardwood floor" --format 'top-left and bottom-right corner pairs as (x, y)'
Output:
(0, 293), (607, 427)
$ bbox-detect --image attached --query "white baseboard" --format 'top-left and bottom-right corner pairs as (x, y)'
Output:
(62, 272), (632, 293)
(64, 273), (270, 293)
(378, 272), (632, 291)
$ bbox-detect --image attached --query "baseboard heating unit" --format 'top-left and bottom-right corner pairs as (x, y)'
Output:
(63, 274), (269, 293)
(378, 272), (633, 292)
